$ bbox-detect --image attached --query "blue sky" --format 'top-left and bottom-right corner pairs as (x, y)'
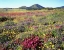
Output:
(0, 0), (64, 8)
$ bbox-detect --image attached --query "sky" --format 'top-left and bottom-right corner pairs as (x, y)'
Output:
(0, 0), (64, 8)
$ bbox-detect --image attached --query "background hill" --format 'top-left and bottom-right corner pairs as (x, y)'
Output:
(19, 4), (44, 10)
(57, 6), (64, 8)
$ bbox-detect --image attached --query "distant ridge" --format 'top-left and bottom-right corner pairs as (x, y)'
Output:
(30, 4), (44, 9)
(19, 4), (44, 10)
(56, 6), (64, 8)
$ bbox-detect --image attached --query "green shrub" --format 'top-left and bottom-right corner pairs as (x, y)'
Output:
(0, 17), (8, 22)
(0, 26), (3, 33)
(4, 21), (15, 26)
(0, 35), (11, 43)
(18, 26), (25, 32)
(52, 30), (58, 37)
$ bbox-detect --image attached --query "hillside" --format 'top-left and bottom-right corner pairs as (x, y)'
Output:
(19, 4), (44, 10)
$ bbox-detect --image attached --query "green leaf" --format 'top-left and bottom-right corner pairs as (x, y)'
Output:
(16, 46), (22, 50)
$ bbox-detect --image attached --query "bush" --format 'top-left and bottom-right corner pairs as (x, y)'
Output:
(52, 30), (58, 37)
(4, 21), (15, 26)
(0, 26), (3, 33)
(0, 17), (8, 22)
(18, 26), (25, 32)
(0, 35), (11, 43)
(21, 35), (43, 50)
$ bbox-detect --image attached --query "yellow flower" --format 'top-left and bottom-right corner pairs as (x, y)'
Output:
(44, 44), (47, 46)
(30, 27), (33, 30)
(58, 49), (61, 50)
(3, 29), (5, 30)
(11, 31), (13, 33)
(49, 42), (52, 44)
(39, 47), (41, 48)
(53, 48), (55, 49)
(13, 19), (18, 23)
(46, 46), (49, 48)
(55, 37), (56, 38)
(6, 31), (8, 33)
(52, 45), (54, 48)
(12, 31), (14, 33)
(43, 34), (45, 36)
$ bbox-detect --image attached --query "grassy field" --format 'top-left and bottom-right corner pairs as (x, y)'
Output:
(0, 8), (64, 50)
